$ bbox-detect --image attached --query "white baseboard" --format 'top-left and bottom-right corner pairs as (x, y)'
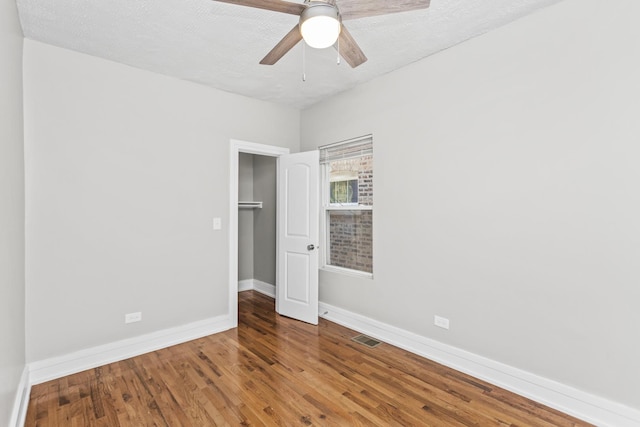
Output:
(238, 279), (253, 292)
(319, 302), (640, 427)
(29, 314), (234, 385)
(253, 280), (276, 298)
(26, 291), (637, 426)
(238, 279), (276, 299)
(9, 366), (30, 427)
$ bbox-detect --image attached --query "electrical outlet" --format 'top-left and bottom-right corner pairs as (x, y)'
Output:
(125, 312), (142, 324)
(434, 315), (449, 330)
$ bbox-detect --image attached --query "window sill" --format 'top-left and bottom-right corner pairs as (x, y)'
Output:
(324, 205), (373, 211)
(320, 265), (373, 280)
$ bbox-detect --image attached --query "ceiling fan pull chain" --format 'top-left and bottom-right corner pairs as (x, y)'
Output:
(337, 36), (341, 65)
(302, 41), (307, 82)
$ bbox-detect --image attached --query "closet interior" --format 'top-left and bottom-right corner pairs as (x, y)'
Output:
(238, 153), (277, 293)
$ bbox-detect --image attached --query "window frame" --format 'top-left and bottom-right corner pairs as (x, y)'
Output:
(319, 136), (373, 279)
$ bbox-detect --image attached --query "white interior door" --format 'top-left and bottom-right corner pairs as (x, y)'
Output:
(277, 150), (319, 325)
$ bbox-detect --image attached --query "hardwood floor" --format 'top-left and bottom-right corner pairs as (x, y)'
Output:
(26, 291), (591, 426)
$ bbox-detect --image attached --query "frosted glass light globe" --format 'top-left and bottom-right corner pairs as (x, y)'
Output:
(299, 4), (341, 49)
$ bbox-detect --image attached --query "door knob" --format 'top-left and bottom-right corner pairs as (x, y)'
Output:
(307, 244), (315, 251)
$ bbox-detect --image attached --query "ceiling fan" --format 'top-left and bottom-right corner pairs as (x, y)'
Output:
(213, 0), (431, 68)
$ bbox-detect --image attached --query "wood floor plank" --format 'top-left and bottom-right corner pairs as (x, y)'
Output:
(25, 291), (592, 426)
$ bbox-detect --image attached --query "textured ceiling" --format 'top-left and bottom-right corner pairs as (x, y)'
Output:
(17, 0), (561, 109)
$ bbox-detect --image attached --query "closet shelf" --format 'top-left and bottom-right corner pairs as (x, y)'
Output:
(238, 201), (263, 209)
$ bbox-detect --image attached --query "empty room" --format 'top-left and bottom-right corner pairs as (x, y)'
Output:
(1, 0), (639, 426)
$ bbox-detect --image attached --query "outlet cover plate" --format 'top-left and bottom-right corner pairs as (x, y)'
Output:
(125, 312), (142, 324)
(434, 315), (450, 330)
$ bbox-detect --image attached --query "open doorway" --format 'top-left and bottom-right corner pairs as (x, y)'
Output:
(237, 152), (277, 296)
(228, 140), (289, 328)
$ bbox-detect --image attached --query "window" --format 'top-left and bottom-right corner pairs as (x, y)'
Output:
(320, 136), (373, 276)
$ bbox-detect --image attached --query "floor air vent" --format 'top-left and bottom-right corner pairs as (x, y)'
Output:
(351, 334), (382, 348)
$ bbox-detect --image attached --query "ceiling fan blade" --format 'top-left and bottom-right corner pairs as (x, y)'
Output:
(213, 0), (305, 16)
(337, 25), (367, 68)
(260, 25), (303, 65)
(338, 0), (430, 20)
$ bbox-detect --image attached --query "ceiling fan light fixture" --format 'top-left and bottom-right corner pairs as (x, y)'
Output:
(299, 4), (341, 49)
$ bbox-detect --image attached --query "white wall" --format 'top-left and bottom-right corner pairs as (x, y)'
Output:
(301, 0), (640, 411)
(252, 155), (277, 285)
(0, 0), (26, 423)
(23, 40), (300, 362)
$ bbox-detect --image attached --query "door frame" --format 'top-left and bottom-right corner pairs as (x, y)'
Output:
(229, 140), (290, 327)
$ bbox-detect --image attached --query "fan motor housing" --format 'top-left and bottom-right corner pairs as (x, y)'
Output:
(300, 2), (341, 22)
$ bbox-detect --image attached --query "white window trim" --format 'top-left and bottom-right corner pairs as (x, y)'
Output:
(319, 135), (373, 278)
(320, 205), (374, 278)
(324, 205), (373, 211)
(320, 263), (374, 279)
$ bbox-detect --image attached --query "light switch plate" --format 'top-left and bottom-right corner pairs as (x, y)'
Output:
(213, 217), (222, 230)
